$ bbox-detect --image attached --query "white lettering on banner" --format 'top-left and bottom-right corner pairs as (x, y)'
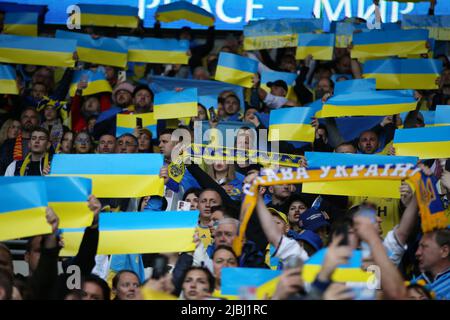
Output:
(335, 165), (349, 177)
(364, 164), (379, 177)
(314, 0), (352, 21)
(350, 165), (365, 177)
(246, 0), (263, 22)
(263, 169), (281, 182)
(295, 167), (310, 179)
(392, 163), (414, 177)
(320, 166), (331, 178)
(192, 0), (213, 13)
(216, 0), (242, 23)
(66, 5), (80, 30)
(280, 167), (294, 180)
(380, 163), (393, 176)
(243, 182), (255, 196)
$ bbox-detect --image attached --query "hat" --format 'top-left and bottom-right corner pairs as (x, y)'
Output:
(268, 207), (288, 225)
(289, 229), (323, 251)
(112, 82), (135, 99)
(299, 208), (329, 232)
(267, 80), (288, 93)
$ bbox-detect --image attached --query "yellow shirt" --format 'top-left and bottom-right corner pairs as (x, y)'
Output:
(348, 196), (401, 238)
(197, 225), (212, 248)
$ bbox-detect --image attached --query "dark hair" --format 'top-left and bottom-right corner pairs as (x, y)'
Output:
(32, 81), (47, 90)
(0, 268), (13, 300)
(0, 243), (13, 272)
(133, 84), (154, 100)
(335, 142), (356, 152)
(117, 133), (138, 146)
(434, 229), (450, 260)
(182, 188), (201, 201)
(81, 274), (111, 300)
(112, 270), (140, 290)
(64, 289), (84, 300)
(30, 126), (50, 141)
(210, 205), (233, 219)
(159, 128), (175, 137)
(181, 267), (215, 293)
(213, 245), (238, 261)
(407, 283), (433, 300)
(13, 274), (33, 300)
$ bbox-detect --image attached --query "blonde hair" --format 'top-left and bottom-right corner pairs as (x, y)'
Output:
(205, 161), (236, 184)
(0, 119), (19, 146)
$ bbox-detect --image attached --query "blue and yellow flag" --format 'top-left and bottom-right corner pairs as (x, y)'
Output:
(243, 18), (323, 51)
(60, 211), (198, 256)
(435, 105), (450, 127)
(44, 177), (93, 229)
(351, 29), (429, 59)
(116, 112), (157, 139)
(402, 15), (450, 41)
(363, 58), (442, 90)
(0, 178), (50, 241)
(334, 78), (376, 95)
(0, 34), (76, 67)
(3, 12), (38, 37)
(268, 107), (316, 142)
(303, 249), (372, 283)
(119, 36), (189, 65)
(296, 33), (334, 61)
(50, 154), (164, 198)
(302, 152), (418, 198)
(0, 64), (18, 95)
(154, 88), (198, 120)
(77, 4), (139, 28)
(393, 126), (450, 159)
(215, 52), (258, 88)
(56, 30), (128, 68)
(156, 1), (214, 27)
(260, 70), (297, 102)
(69, 68), (112, 97)
(221, 267), (281, 297)
(321, 90), (417, 117)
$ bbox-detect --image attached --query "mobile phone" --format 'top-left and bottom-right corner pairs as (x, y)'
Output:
(445, 159), (450, 172)
(311, 196), (323, 210)
(177, 200), (191, 211)
(334, 224), (349, 246)
(136, 117), (143, 129)
(283, 255), (304, 269)
(208, 107), (217, 122)
(151, 255), (169, 280)
(118, 70), (126, 82)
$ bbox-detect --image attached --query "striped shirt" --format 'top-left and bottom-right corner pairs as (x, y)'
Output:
(414, 267), (450, 300)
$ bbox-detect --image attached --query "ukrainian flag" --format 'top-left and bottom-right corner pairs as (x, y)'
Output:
(363, 58), (442, 90)
(302, 152), (418, 198)
(296, 33), (335, 61)
(50, 154), (165, 198)
(268, 107), (317, 142)
(156, 1), (214, 27)
(119, 36), (189, 65)
(321, 90), (417, 117)
(334, 78), (376, 95)
(435, 105), (450, 127)
(60, 211), (198, 256)
(154, 88), (198, 120)
(56, 30), (128, 68)
(77, 4), (139, 29)
(0, 34), (76, 67)
(116, 112), (157, 139)
(260, 70), (297, 102)
(393, 126), (450, 159)
(3, 12), (38, 37)
(215, 52), (258, 88)
(303, 249), (372, 283)
(0, 64), (18, 95)
(351, 29), (429, 59)
(45, 177), (93, 229)
(402, 15), (450, 41)
(221, 267), (281, 298)
(0, 178), (51, 242)
(69, 69), (112, 97)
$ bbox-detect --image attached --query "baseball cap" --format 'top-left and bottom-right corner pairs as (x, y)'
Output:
(267, 80), (288, 93)
(289, 229), (323, 251)
(299, 208), (330, 232)
(268, 207), (288, 225)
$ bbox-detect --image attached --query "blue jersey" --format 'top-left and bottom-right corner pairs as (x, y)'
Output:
(413, 268), (450, 300)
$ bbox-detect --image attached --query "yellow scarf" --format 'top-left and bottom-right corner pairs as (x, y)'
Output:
(19, 153), (50, 176)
